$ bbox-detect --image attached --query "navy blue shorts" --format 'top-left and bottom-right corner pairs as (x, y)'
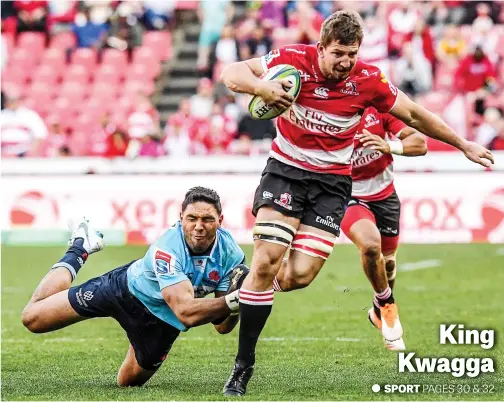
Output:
(68, 262), (180, 370)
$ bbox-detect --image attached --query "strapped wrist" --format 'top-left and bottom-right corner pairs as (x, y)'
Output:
(387, 140), (404, 155)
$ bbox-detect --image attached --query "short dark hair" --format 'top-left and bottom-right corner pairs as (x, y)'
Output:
(320, 10), (364, 47)
(182, 187), (222, 215)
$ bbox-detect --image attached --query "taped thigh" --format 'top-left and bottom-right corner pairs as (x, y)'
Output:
(253, 220), (297, 247)
(291, 231), (336, 260)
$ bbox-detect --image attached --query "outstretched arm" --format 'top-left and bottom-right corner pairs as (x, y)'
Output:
(357, 127), (427, 157)
(161, 280), (239, 329)
(389, 91), (494, 167)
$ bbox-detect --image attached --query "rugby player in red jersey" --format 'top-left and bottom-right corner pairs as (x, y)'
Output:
(220, 10), (493, 396)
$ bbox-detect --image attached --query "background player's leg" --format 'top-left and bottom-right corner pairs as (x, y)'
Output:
(345, 216), (389, 294)
(117, 345), (157, 387)
(382, 236), (400, 289)
(342, 206), (404, 349)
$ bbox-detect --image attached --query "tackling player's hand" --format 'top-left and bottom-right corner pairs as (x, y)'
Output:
(461, 140), (495, 168)
(256, 80), (294, 110)
(356, 129), (391, 154)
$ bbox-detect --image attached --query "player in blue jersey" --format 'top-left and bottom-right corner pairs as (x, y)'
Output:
(22, 187), (249, 387)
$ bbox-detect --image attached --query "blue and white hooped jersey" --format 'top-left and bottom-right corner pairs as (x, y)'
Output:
(127, 222), (245, 331)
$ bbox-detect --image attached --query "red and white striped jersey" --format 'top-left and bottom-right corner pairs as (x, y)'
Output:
(259, 44), (398, 175)
(351, 107), (406, 201)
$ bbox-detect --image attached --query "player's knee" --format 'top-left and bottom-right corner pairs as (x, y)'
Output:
(361, 241), (381, 261)
(282, 269), (314, 291)
(252, 245), (285, 282)
(21, 305), (44, 333)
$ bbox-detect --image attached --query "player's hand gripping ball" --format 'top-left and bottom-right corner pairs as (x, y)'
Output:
(248, 64), (301, 120)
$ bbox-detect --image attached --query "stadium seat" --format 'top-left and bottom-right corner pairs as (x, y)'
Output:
(175, 1), (198, 10)
(23, 97), (51, 117)
(29, 81), (57, 102)
(143, 31), (172, 61)
(53, 96), (79, 122)
(124, 80), (155, 96)
(71, 48), (97, 69)
(49, 31), (77, 50)
(89, 85), (119, 102)
(94, 64), (123, 85)
(17, 32), (46, 57)
(2, 65), (30, 86)
(40, 48), (67, 69)
(3, 32), (15, 53)
(60, 81), (88, 102)
(128, 62), (161, 81)
(64, 64), (91, 85)
(32, 64), (61, 85)
(434, 64), (456, 92)
(132, 46), (158, 64)
(9, 48), (38, 69)
(101, 49), (128, 68)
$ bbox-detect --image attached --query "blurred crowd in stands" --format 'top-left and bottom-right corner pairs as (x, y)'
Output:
(1, 0), (504, 159)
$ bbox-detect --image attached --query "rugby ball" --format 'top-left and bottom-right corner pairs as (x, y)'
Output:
(248, 64), (301, 120)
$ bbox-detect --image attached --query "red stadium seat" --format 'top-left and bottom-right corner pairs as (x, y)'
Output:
(128, 62), (161, 81)
(29, 81), (57, 102)
(50, 31), (77, 50)
(2, 65), (30, 86)
(32, 64), (61, 85)
(9, 48), (38, 69)
(124, 80), (155, 96)
(23, 97), (52, 117)
(132, 46), (159, 64)
(94, 64), (123, 85)
(434, 64), (456, 92)
(53, 96), (79, 121)
(143, 31), (172, 61)
(64, 64), (91, 84)
(60, 81), (88, 101)
(72, 48), (97, 69)
(89, 85), (119, 102)
(3, 33), (15, 53)
(101, 49), (128, 68)
(17, 32), (46, 57)
(40, 48), (67, 69)
(175, 1), (198, 10)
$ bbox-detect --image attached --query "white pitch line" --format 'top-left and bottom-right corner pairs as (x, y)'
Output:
(399, 259), (442, 272)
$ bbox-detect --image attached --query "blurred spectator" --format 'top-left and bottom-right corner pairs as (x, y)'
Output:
(104, 128), (129, 158)
(1, 92), (48, 157)
(237, 112), (276, 141)
(359, 15), (389, 77)
(241, 22), (272, 59)
(436, 24), (466, 67)
(142, 0), (175, 30)
(89, 112), (115, 156)
(106, 2), (143, 53)
(14, 1), (48, 34)
(200, 103), (236, 154)
(72, 7), (108, 48)
(471, 4), (499, 64)
(190, 78), (215, 119)
(455, 45), (496, 93)
(1, 34), (7, 71)
(426, 1), (467, 29)
(228, 133), (253, 155)
(138, 135), (166, 157)
(395, 42), (432, 97)
(405, 18), (435, 68)
(256, 1), (287, 30)
(212, 24), (240, 65)
(47, 0), (78, 34)
(127, 94), (160, 156)
(387, 4), (419, 57)
(197, 0), (234, 70)
(164, 113), (192, 157)
(44, 116), (71, 157)
(476, 107), (504, 147)
(287, 1), (324, 45)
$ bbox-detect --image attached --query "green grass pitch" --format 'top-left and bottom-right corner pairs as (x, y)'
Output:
(2, 244), (503, 400)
